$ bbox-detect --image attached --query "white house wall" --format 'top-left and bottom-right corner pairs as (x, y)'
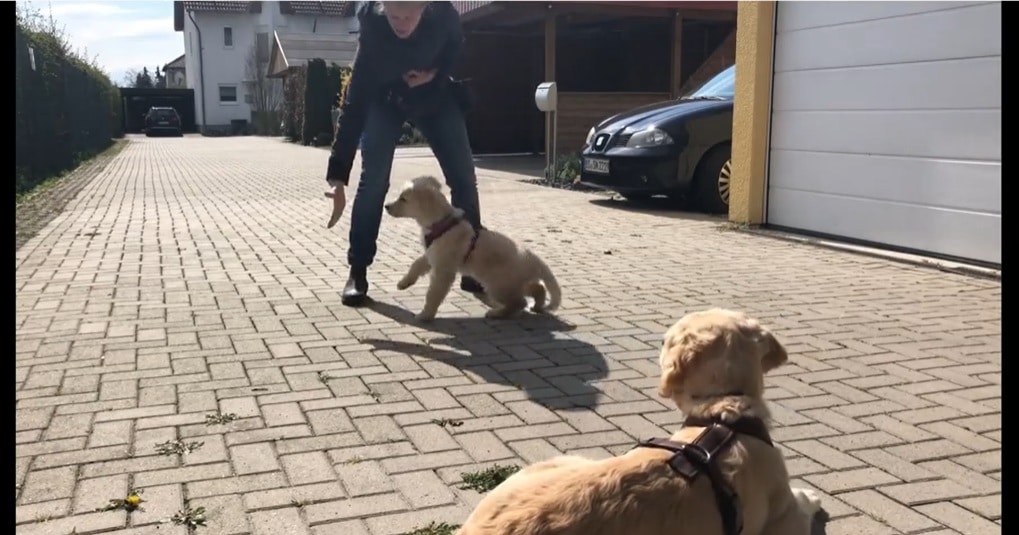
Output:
(181, 6), (360, 131)
(766, 1), (1001, 265)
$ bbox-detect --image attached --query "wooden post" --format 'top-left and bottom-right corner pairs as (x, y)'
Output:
(544, 6), (556, 167)
(670, 10), (684, 98)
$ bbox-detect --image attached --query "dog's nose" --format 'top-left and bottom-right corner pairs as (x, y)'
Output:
(384, 204), (393, 213)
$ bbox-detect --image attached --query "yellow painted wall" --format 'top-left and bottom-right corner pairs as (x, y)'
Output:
(729, 1), (776, 224)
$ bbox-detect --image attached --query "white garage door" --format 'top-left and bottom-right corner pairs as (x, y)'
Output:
(767, 2), (1001, 265)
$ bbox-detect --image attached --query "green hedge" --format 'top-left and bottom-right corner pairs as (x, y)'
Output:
(301, 59), (332, 146)
(16, 19), (123, 195)
(299, 59), (350, 147)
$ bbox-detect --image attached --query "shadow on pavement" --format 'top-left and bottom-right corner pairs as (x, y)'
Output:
(472, 154), (546, 177)
(362, 300), (609, 411)
(587, 195), (728, 222)
(467, 154), (727, 225)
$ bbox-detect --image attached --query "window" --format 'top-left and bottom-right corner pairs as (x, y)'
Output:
(256, 32), (270, 62)
(223, 27), (233, 47)
(219, 85), (238, 103)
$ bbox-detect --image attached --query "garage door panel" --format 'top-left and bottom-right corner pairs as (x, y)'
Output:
(774, 2), (1000, 72)
(771, 109), (1000, 162)
(767, 189), (1001, 264)
(768, 1), (1001, 265)
(776, 1), (981, 33)
(769, 150), (1000, 214)
(772, 56), (1000, 112)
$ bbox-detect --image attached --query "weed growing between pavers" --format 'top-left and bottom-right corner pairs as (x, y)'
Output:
(97, 489), (145, 513)
(155, 439), (204, 456)
(168, 506), (207, 529)
(716, 222), (757, 232)
(458, 464), (521, 493)
(404, 466), (521, 534)
(319, 372), (384, 402)
(400, 521), (461, 535)
(205, 411), (238, 425)
(431, 418), (464, 428)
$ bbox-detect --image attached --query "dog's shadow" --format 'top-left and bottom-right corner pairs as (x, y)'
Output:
(361, 300), (610, 411)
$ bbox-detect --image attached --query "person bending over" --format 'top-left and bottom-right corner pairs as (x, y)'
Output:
(325, 0), (484, 307)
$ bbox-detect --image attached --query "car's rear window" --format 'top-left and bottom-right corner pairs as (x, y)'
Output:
(151, 109), (176, 118)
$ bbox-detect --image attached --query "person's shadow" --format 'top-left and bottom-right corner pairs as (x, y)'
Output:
(360, 300), (609, 411)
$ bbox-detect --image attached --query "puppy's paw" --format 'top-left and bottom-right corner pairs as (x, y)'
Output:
(791, 487), (823, 517)
(396, 277), (415, 290)
(415, 311), (436, 322)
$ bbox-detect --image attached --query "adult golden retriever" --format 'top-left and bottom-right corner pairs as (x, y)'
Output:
(457, 308), (822, 535)
(385, 175), (561, 321)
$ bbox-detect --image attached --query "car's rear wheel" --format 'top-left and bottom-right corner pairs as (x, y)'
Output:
(693, 143), (731, 214)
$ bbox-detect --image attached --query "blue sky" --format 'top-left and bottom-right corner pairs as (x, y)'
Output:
(21, 0), (183, 86)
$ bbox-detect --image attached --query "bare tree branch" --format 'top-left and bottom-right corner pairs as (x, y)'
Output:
(245, 43), (283, 134)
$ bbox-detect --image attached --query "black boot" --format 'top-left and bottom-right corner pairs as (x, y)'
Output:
(460, 275), (484, 294)
(342, 266), (369, 307)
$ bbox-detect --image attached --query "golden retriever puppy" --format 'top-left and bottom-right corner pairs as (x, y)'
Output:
(456, 308), (823, 535)
(384, 175), (561, 321)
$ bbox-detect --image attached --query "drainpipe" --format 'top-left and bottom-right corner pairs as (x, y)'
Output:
(187, 9), (207, 134)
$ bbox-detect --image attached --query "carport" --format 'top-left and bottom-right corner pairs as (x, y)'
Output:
(119, 87), (197, 134)
(452, 1), (737, 155)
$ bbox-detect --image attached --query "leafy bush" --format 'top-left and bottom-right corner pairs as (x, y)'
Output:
(540, 152), (584, 189)
(16, 4), (122, 195)
(399, 123), (426, 146)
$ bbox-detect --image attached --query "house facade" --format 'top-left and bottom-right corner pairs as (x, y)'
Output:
(162, 54), (187, 89)
(729, 1), (1000, 267)
(173, 1), (360, 134)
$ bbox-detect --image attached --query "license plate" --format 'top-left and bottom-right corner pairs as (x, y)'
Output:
(158, 121), (169, 125)
(583, 158), (609, 174)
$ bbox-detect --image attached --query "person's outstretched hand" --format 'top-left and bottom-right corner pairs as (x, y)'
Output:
(325, 184), (346, 229)
(403, 69), (437, 88)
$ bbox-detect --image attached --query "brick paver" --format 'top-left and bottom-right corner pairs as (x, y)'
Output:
(16, 136), (1000, 534)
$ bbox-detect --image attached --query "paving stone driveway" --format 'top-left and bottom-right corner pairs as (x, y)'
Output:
(16, 136), (1000, 535)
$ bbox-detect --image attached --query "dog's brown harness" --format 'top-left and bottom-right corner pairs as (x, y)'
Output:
(636, 412), (774, 535)
(422, 213), (481, 263)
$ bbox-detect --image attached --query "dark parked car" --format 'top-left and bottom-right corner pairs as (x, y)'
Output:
(144, 107), (183, 137)
(579, 65), (734, 213)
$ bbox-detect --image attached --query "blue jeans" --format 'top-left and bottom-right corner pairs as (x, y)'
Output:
(347, 96), (482, 267)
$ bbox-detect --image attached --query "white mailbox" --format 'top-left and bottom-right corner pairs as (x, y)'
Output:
(534, 82), (557, 112)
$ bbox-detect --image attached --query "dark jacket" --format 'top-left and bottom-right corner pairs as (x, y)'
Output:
(326, 1), (464, 185)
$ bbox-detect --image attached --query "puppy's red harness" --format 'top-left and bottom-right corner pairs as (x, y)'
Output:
(635, 414), (773, 535)
(422, 213), (482, 263)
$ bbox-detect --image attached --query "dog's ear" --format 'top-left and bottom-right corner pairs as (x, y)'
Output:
(744, 320), (787, 373)
(657, 339), (684, 398)
(658, 327), (717, 398)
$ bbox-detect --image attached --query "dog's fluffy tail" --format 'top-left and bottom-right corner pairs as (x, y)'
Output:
(535, 256), (561, 312)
